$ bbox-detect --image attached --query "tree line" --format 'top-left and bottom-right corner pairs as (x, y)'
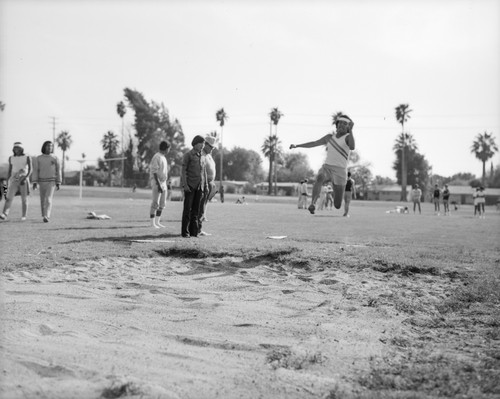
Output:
(47, 91), (498, 194)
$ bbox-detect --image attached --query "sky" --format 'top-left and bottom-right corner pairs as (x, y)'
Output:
(0, 0), (499, 180)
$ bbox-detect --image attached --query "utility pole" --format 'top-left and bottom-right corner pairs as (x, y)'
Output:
(49, 116), (57, 144)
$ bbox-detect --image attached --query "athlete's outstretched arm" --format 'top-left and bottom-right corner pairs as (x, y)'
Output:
(290, 134), (329, 150)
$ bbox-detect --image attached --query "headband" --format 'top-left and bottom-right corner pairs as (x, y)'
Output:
(337, 117), (351, 124)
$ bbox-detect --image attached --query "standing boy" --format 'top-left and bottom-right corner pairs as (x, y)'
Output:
(298, 179), (309, 209)
(0, 142), (32, 221)
(433, 184), (441, 215)
(149, 141), (170, 228)
(181, 135), (207, 238)
(32, 141), (61, 223)
(289, 114), (355, 214)
(343, 171), (357, 217)
(411, 184), (422, 214)
(198, 135), (217, 235)
(442, 184), (450, 215)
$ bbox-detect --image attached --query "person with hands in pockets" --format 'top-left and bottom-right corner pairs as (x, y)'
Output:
(180, 135), (207, 238)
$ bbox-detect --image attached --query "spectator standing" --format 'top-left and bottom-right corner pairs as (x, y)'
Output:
(0, 142), (32, 221)
(411, 184), (422, 214)
(477, 187), (486, 218)
(32, 141), (61, 223)
(180, 135), (207, 238)
(149, 141), (170, 228)
(198, 135), (217, 235)
(433, 184), (441, 215)
(442, 184), (450, 216)
(298, 179), (309, 209)
(343, 171), (357, 217)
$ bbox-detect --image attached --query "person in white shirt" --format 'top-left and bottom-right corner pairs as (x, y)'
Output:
(149, 141), (170, 228)
(411, 184), (423, 214)
(0, 142), (32, 221)
(290, 114), (355, 214)
(298, 179), (309, 209)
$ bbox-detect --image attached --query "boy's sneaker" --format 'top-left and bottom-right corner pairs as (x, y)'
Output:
(308, 204), (315, 214)
(0, 213), (6, 220)
(199, 231), (212, 236)
(43, 216), (49, 223)
(21, 217), (26, 221)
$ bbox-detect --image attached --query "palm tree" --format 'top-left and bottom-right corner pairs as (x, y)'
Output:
(471, 132), (498, 186)
(216, 108), (228, 194)
(395, 104), (413, 200)
(101, 131), (120, 187)
(261, 135), (281, 195)
(116, 101), (127, 187)
(269, 107), (284, 195)
(56, 131), (73, 184)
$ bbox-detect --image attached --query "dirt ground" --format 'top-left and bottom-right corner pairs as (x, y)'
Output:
(0, 249), (482, 399)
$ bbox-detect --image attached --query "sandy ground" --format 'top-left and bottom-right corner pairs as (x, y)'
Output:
(0, 251), (425, 399)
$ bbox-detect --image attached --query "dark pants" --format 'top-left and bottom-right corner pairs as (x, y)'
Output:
(182, 187), (204, 237)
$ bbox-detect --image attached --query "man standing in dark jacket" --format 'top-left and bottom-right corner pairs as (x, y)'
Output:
(180, 135), (207, 238)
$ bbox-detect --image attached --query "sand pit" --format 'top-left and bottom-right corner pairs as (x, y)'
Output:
(1, 254), (413, 398)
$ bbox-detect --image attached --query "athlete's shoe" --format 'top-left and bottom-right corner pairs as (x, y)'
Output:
(43, 216), (49, 223)
(0, 213), (6, 220)
(199, 231), (212, 236)
(308, 204), (315, 214)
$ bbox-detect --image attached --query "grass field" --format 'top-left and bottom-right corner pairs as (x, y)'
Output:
(1, 186), (499, 398)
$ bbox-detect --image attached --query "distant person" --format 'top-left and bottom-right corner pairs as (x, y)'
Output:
(236, 196), (247, 204)
(318, 183), (328, 210)
(0, 178), (7, 202)
(433, 184), (441, 215)
(289, 114), (355, 214)
(411, 184), (422, 214)
(149, 140), (170, 228)
(166, 179), (172, 200)
(473, 187), (480, 217)
(0, 142), (32, 221)
(326, 183), (334, 210)
(219, 185), (225, 203)
(32, 141), (61, 223)
(181, 135), (207, 238)
(198, 135), (217, 236)
(132, 184), (137, 193)
(442, 184), (450, 215)
(343, 171), (356, 217)
(477, 186), (486, 218)
(298, 179), (309, 209)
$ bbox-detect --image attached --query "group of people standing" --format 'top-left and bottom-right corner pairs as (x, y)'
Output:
(149, 134), (217, 238)
(0, 141), (61, 223)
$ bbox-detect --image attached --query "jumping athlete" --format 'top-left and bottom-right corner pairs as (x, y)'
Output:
(289, 114), (355, 214)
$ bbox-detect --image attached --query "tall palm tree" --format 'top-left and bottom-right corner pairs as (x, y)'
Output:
(101, 131), (120, 187)
(116, 101), (126, 187)
(216, 108), (228, 194)
(471, 131), (498, 186)
(395, 104), (413, 200)
(261, 135), (281, 195)
(56, 131), (73, 184)
(269, 107), (284, 195)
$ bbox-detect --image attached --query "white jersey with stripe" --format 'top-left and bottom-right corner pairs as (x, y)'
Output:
(325, 133), (350, 168)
